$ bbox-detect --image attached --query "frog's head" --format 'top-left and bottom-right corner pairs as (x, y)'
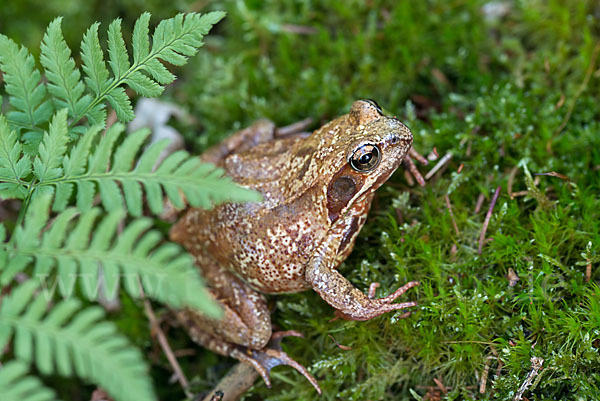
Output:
(320, 99), (413, 222)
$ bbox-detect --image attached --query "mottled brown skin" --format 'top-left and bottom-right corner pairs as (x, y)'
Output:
(170, 100), (419, 393)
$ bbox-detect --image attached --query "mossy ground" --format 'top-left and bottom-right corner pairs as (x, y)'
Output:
(2, 1), (599, 400)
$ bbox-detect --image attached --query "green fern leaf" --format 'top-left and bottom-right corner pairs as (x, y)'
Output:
(0, 115), (31, 199)
(106, 87), (134, 122)
(33, 109), (69, 182)
(0, 361), (58, 401)
(132, 12), (151, 64)
(80, 23), (109, 125)
(72, 11), (226, 125)
(81, 23), (111, 95)
(1, 194), (220, 316)
(35, 122), (259, 215)
(0, 280), (156, 401)
(40, 18), (91, 120)
(107, 19), (131, 79)
(0, 35), (53, 134)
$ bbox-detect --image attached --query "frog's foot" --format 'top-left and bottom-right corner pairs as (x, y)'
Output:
(404, 148), (428, 186)
(231, 331), (322, 394)
(336, 281), (420, 321)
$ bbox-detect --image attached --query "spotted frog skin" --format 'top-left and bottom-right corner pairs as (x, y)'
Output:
(170, 100), (419, 393)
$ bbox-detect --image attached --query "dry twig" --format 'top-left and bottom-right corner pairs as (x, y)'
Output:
(474, 193), (485, 214)
(141, 288), (190, 395)
(480, 358), (491, 394)
(478, 187), (501, 254)
(514, 357), (544, 401)
(444, 194), (460, 236)
(425, 152), (452, 180)
(202, 363), (259, 401)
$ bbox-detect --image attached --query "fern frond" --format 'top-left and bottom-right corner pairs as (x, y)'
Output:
(74, 11), (226, 125)
(40, 18), (91, 121)
(0, 361), (57, 401)
(0, 35), (52, 135)
(34, 122), (259, 215)
(0, 280), (156, 401)
(0, 115), (31, 199)
(1, 194), (220, 316)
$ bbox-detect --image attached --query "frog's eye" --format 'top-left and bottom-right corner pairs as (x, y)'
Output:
(350, 144), (381, 172)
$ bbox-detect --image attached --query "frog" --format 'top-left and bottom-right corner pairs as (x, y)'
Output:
(169, 100), (420, 394)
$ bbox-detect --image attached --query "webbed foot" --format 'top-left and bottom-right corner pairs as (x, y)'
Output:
(231, 331), (321, 394)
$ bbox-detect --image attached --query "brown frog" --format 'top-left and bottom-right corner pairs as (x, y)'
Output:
(170, 100), (420, 394)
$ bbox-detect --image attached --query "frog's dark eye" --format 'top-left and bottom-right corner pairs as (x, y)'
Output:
(350, 144), (381, 172)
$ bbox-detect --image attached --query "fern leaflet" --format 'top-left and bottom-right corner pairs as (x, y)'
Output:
(40, 18), (92, 121)
(33, 120), (260, 215)
(0, 361), (57, 401)
(0, 35), (52, 138)
(1, 194), (221, 315)
(0, 280), (156, 401)
(0, 115), (31, 199)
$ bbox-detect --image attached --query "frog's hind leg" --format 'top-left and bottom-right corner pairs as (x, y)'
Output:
(201, 120), (276, 166)
(182, 324), (321, 393)
(200, 118), (313, 166)
(177, 260), (321, 393)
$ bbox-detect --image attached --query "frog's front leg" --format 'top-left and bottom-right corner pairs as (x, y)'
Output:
(305, 235), (419, 321)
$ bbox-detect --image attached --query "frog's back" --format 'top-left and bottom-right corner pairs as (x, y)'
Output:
(171, 182), (328, 293)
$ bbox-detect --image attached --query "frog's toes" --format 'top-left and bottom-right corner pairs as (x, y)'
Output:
(377, 280), (420, 304)
(232, 331), (322, 394)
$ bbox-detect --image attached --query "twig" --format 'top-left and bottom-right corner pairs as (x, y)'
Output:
(507, 166), (519, 199)
(444, 194), (460, 236)
(450, 243), (458, 261)
(279, 24), (318, 35)
(480, 359), (491, 394)
(202, 362), (259, 401)
(474, 193), (485, 214)
(141, 291), (190, 395)
(425, 152), (452, 180)
(534, 171), (570, 181)
(404, 156), (426, 186)
(276, 117), (314, 137)
(433, 377), (448, 394)
(442, 340), (496, 345)
(478, 187), (501, 254)
(586, 260), (592, 282)
(328, 334), (353, 351)
(514, 357), (544, 401)
(410, 147), (429, 165)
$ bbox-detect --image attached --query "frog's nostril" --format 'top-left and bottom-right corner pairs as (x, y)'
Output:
(390, 135), (399, 144)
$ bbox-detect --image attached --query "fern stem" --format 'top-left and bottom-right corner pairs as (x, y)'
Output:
(6, 118), (45, 133)
(12, 186), (35, 241)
